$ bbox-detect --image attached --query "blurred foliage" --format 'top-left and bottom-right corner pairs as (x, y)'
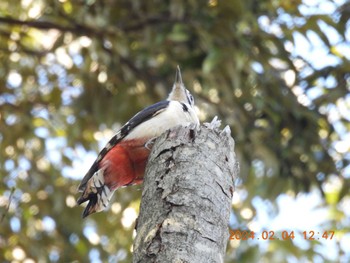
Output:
(0, 0), (349, 262)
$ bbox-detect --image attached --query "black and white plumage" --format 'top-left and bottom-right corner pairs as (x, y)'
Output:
(77, 66), (200, 217)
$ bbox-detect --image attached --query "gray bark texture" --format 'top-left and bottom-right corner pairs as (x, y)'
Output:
(133, 123), (238, 263)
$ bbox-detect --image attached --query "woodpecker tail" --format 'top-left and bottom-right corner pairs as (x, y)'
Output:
(77, 168), (114, 218)
(77, 66), (198, 218)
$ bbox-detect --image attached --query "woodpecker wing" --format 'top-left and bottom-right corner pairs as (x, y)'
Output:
(77, 67), (200, 218)
(77, 100), (170, 193)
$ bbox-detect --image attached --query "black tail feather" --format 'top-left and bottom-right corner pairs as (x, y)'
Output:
(77, 193), (98, 218)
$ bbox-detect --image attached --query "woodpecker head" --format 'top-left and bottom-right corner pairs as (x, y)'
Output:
(167, 66), (195, 107)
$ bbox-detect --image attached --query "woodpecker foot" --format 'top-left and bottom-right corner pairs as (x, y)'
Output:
(145, 137), (157, 150)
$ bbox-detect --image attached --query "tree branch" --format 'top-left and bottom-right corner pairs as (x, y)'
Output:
(0, 14), (188, 37)
(0, 16), (109, 37)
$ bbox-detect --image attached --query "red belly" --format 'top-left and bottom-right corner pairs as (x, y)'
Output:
(100, 139), (150, 190)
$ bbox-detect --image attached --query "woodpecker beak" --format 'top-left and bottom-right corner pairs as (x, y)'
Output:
(175, 65), (183, 86)
(167, 65), (188, 102)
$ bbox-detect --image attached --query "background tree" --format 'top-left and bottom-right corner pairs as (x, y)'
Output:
(0, 0), (349, 262)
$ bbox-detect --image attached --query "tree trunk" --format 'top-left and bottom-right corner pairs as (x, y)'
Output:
(133, 122), (238, 263)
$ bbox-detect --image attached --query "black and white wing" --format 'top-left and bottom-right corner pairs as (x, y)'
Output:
(77, 100), (170, 192)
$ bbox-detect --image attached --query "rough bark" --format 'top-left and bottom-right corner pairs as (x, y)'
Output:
(133, 122), (238, 263)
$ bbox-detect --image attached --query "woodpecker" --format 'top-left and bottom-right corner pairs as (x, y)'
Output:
(77, 67), (200, 218)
